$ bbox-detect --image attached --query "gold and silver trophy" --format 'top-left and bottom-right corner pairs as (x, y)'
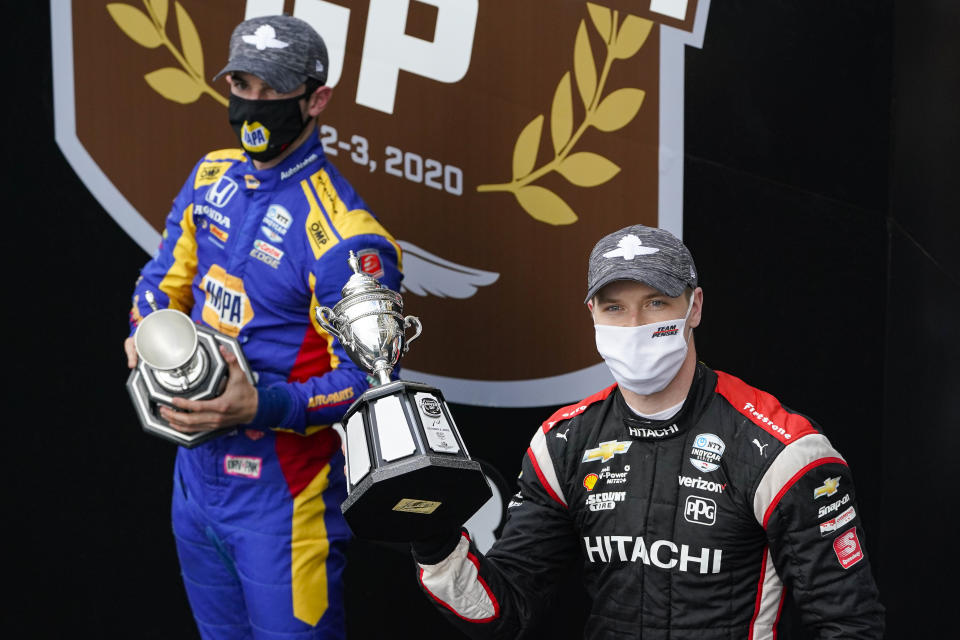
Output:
(316, 252), (491, 542)
(126, 291), (254, 447)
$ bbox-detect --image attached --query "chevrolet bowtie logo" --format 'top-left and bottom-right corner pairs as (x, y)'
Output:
(582, 440), (632, 463)
(814, 476), (841, 499)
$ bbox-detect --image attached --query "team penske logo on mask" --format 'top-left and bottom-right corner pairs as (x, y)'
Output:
(240, 121), (270, 152)
(583, 535), (723, 574)
(200, 264), (254, 336)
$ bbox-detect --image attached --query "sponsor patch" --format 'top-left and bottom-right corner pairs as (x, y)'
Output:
(393, 498), (441, 514)
(818, 493), (851, 519)
(210, 223), (228, 242)
(307, 388), (354, 409)
(628, 423), (679, 439)
(200, 265), (254, 336)
(678, 475), (726, 494)
(264, 204), (292, 235)
(205, 175), (238, 207)
(814, 476), (841, 500)
(651, 324), (678, 338)
(240, 120), (270, 152)
(585, 491), (626, 512)
(281, 152), (318, 180)
(419, 396), (443, 417)
(357, 249), (385, 279)
(250, 239), (284, 269)
(833, 527), (864, 569)
(598, 465), (630, 485)
(194, 161), (231, 188)
(583, 535), (722, 574)
(224, 455), (262, 479)
(196, 204), (231, 228)
(684, 495), (717, 526)
(244, 429), (265, 441)
(261, 226), (283, 243)
(582, 440), (632, 463)
(583, 473), (599, 490)
(689, 433), (725, 473)
(244, 174), (260, 189)
(820, 505), (856, 536)
(742, 402), (792, 440)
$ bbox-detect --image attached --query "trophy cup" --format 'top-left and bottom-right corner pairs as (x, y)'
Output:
(316, 252), (491, 542)
(127, 291), (255, 448)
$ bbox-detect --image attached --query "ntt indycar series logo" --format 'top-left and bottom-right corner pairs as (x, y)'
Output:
(689, 433), (725, 473)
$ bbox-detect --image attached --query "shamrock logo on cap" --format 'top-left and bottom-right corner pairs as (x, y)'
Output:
(603, 234), (658, 260)
(242, 24), (289, 50)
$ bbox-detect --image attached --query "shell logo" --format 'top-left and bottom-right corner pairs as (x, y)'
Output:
(583, 473), (599, 490)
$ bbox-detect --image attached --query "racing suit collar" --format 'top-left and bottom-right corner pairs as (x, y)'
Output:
(617, 362), (711, 440)
(240, 131), (327, 192)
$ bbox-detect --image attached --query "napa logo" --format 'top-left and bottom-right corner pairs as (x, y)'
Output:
(200, 264), (254, 336)
(240, 121), (270, 153)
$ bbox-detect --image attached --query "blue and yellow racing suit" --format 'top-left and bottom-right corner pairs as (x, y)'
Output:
(129, 132), (402, 640)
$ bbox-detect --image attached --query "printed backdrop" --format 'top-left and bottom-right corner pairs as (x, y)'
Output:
(53, 0), (710, 405)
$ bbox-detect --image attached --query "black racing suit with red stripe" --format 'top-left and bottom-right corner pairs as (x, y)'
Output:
(413, 363), (884, 639)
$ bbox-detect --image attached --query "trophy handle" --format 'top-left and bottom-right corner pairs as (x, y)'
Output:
(316, 306), (348, 346)
(402, 315), (423, 353)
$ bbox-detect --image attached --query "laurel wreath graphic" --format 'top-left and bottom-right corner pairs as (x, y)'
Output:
(476, 3), (652, 226)
(107, 0), (227, 107)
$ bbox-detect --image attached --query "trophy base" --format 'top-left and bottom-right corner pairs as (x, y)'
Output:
(342, 454), (492, 543)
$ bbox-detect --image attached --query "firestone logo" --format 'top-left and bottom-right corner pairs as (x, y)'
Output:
(743, 402), (792, 439)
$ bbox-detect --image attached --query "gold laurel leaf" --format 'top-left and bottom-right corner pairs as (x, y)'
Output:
(149, 0), (169, 29)
(573, 20), (597, 109)
(175, 1), (204, 76)
(593, 88), (645, 132)
(107, 4), (163, 48)
(512, 114), (544, 180)
(515, 186), (578, 225)
(586, 3), (612, 42)
(550, 72), (573, 155)
(612, 15), (653, 60)
(556, 152), (621, 187)
(145, 67), (203, 104)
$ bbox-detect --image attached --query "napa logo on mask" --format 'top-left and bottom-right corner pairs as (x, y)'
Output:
(240, 121), (270, 153)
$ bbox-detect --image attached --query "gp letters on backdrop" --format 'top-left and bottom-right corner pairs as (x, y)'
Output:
(53, 0), (710, 406)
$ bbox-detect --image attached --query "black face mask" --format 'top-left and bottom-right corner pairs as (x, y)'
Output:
(228, 92), (309, 162)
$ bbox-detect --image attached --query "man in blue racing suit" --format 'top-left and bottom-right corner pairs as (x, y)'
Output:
(123, 15), (401, 640)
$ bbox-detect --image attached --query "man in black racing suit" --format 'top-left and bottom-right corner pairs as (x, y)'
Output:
(410, 224), (884, 639)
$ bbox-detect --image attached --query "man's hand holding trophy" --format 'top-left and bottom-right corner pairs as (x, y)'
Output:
(316, 251), (491, 542)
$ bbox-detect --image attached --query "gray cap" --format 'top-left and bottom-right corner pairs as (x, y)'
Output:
(584, 224), (698, 302)
(214, 15), (328, 94)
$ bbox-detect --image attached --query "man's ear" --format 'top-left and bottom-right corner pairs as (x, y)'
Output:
(307, 86), (333, 117)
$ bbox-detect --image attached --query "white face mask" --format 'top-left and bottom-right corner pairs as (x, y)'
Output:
(594, 295), (694, 396)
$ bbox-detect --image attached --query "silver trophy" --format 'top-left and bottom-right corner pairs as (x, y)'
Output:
(127, 291), (254, 447)
(316, 252), (491, 542)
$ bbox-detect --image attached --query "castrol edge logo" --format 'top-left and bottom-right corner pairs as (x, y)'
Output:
(53, 0), (711, 406)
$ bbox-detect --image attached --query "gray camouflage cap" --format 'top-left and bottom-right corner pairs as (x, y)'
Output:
(214, 15), (328, 94)
(584, 224), (698, 302)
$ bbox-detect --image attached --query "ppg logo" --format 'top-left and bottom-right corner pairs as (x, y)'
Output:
(684, 495), (717, 526)
(206, 176), (238, 208)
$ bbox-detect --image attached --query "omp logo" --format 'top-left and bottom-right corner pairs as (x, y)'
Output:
(241, 121), (269, 152)
(743, 402), (792, 440)
(195, 161), (228, 187)
(584, 535), (722, 574)
(678, 475), (726, 494)
(684, 495), (716, 526)
(307, 388), (354, 409)
(814, 476), (841, 500)
(582, 440), (632, 463)
(200, 265), (254, 336)
(224, 455), (261, 479)
(585, 491), (626, 512)
(205, 175), (239, 208)
(817, 493), (851, 518)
